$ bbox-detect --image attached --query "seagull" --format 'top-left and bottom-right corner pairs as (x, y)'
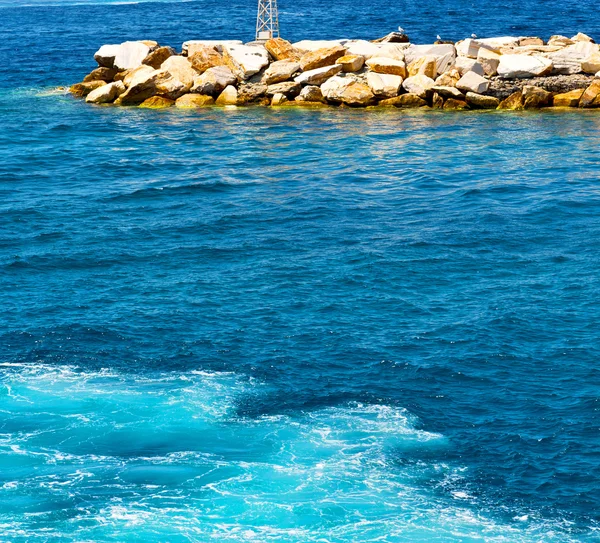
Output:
(436, 34), (441, 41)
(471, 33), (477, 39)
(398, 26), (404, 33)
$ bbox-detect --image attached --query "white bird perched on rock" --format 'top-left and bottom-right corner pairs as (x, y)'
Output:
(398, 26), (404, 33)
(471, 33), (477, 39)
(436, 34), (441, 40)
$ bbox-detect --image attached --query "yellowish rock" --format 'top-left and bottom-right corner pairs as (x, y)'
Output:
(336, 54), (365, 72)
(188, 46), (226, 74)
(175, 94), (215, 108)
(265, 38), (301, 61)
(519, 37), (544, 46)
(548, 35), (575, 47)
(465, 92), (500, 109)
(366, 57), (407, 77)
(215, 85), (238, 105)
(70, 80), (107, 97)
(271, 92), (288, 106)
(498, 91), (524, 110)
(477, 48), (501, 76)
(139, 96), (175, 108)
(378, 93), (427, 108)
(443, 98), (469, 110)
(299, 45), (347, 71)
(435, 69), (461, 87)
(571, 32), (595, 43)
(579, 80), (600, 108)
(522, 85), (552, 108)
(407, 56), (437, 78)
(582, 52), (600, 74)
(552, 88), (585, 107)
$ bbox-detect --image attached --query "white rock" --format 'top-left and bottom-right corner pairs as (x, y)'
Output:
(320, 76), (352, 100)
(293, 40), (347, 52)
(344, 40), (407, 60)
(401, 74), (435, 98)
(366, 72), (403, 97)
(545, 42), (599, 75)
(223, 44), (270, 80)
(478, 36), (521, 49)
(455, 38), (481, 58)
(191, 66), (237, 95)
(365, 56), (407, 76)
(456, 71), (489, 94)
(85, 81), (125, 103)
(160, 56), (197, 88)
(114, 41), (151, 71)
(435, 52), (456, 74)
(477, 48), (501, 76)
(497, 54), (553, 78)
(183, 40), (243, 54)
(404, 44), (455, 64)
(123, 65), (154, 88)
(94, 44), (120, 68)
(454, 57), (485, 76)
(431, 85), (464, 99)
(294, 64), (343, 85)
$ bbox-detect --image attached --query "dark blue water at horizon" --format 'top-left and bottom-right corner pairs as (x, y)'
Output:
(1, 1), (600, 542)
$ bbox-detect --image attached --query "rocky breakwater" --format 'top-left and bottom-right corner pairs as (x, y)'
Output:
(71, 32), (600, 110)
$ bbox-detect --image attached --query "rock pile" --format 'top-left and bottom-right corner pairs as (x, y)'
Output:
(71, 34), (600, 110)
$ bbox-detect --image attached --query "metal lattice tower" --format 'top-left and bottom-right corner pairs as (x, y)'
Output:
(256, 0), (279, 41)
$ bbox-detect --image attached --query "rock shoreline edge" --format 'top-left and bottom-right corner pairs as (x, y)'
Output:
(70, 34), (600, 110)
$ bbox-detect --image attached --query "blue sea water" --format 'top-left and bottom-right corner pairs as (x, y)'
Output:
(2, 1), (600, 542)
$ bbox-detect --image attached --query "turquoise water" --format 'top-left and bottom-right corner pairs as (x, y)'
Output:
(2, 2), (600, 542)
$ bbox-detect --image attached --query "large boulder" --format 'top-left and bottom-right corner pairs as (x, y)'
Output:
(215, 85), (238, 105)
(522, 85), (552, 108)
(465, 92), (500, 109)
(94, 44), (120, 68)
(271, 93), (288, 106)
(552, 88), (585, 107)
(366, 72), (403, 98)
(114, 41), (152, 71)
(85, 81), (125, 104)
(143, 46), (176, 69)
(545, 42), (599, 74)
(477, 48), (501, 76)
(344, 40), (406, 61)
(188, 46), (226, 74)
(83, 67), (118, 83)
(265, 38), (300, 61)
(579, 80), (600, 108)
(443, 98), (469, 110)
(401, 74), (435, 98)
(293, 40), (346, 52)
(498, 91), (524, 110)
(223, 44), (270, 80)
(366, 57), (407, 77)
(266, 81), (302, 97)
(321, 77), (374, 106)
(70, 80), (107, 97)
(299, 45), (347, 71)
(191, 66), (236, 95)
(519, 37), (544, 46)
(294, 64), (342, 85)
(336, 54), (365, 72)
(548, 35), (575, 47)
(456, 71), (489, 94)
(435, 69), (461, 87)
(160, 56), (197, 89)
(431, 85), (465, 99)
(184, 40), (243, 55)
(123, 65), (154, 87)
(117, 68), (179, 104)
(454, 57), (485, 76)
(262, 60), (300, 84)
(404, 44), (455, 64)
(407, 56), (437, 78)
(175, 94), (215, 108)
(237, 83), (268, 104)
(378, 93), (427, 107)
(139, 96), (174, 108)
(572, 32), (595, 43)
(497, 55), (553, 78)
(581, 51), (600, 74)
(295, 85), (324, 102)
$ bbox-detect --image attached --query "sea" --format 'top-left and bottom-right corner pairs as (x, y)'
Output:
(1, 0), (600, 541)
